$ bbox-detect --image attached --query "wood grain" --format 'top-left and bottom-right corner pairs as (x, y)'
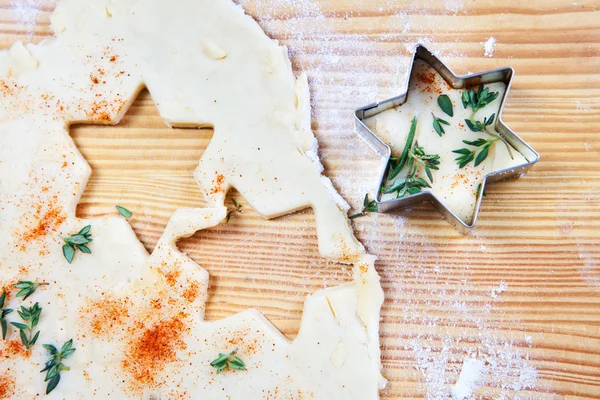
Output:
(2, 0), (600, 398)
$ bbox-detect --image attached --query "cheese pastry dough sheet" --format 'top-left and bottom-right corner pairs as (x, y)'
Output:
(0, 0), (384, 398)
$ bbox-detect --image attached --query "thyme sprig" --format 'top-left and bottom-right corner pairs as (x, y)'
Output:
(226, 198), (243, 223)
(432, 113), (450, 137)
(41, 339), (76, 394)
(11, 302), (42, 349)
(383, 115), (440, 198)
(349, 194), (377, 219)
(210, 349), (246, 374)
(456, 84), (514, 166)
(0, 290), (13, 340)
(62, 225), (93, 263)
(14, 281), (49, 301)
(461, 83), (499, 117)
(385, 141), (440, 198)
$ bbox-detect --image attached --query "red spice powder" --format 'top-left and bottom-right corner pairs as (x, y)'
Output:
(85, 298), (131, 336)
(122, 314), (188, 388)
(0, 374), (14, 399)
(209, 173), (226, 195)
(0, 340), (31, 359)
(417, 71), (435, 85)
(20, 198), (66, 245)
(182, 282), (200, 303)
(163, 268), (181, 287)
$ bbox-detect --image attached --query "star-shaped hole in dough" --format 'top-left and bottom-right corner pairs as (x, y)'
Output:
(71, 88), (211, 250)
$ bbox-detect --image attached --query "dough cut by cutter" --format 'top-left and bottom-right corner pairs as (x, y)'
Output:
(0, 0), (384, 398)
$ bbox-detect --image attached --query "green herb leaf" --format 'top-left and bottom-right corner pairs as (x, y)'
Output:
(474, 145), (490, 166)
(14, 281), (49, 301)
(464, 118), (483, 132)
(461, 90), (469, 109)
(77, 244), (91, 254)
(349, 194), (377, 219)
(462, 84), (500, 114)
(432, 113), (450, 137)
(453, 136), (500, 168)
(210, 350), (246, 374)
(384, 178), (406, 194)
(62, 226), (93, 263)
(0, 291), (12, 340)
(382, 136), (440, 198)
(42, 339), (75, 394)
(226, 198), (243, 223)
(437, 94), (453, 117)
(11, 303), (42, 349)
(453, 148), (476, 169)
(463, 138), (488, 147)
(389, 115), (418, 180)
(115, 205), (132, 218)
(62, 244), (75, 264)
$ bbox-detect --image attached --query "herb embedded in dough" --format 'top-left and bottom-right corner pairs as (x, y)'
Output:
(42, 339), (76, 394)
(14, 281), (49, 301)
(62, 225), (93, 263)
(349, 194), (378, 219)
(11, 302), (42, 349)
(116, 205), (132, 218)
(0, 290), (13, 340)
(210, 349), (246, 374)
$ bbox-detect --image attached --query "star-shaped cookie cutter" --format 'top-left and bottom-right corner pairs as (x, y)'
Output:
(354, 44), (540, 234)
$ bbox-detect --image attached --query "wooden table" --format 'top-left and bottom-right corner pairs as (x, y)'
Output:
(2, 0), (598, 398)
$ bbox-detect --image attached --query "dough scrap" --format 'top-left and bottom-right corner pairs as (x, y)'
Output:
(0, 0), (384, 398)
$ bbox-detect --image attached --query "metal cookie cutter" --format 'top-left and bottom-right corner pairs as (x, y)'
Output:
(354, 44), (540, 234)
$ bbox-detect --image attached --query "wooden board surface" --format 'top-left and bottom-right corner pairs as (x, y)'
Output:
(1, 0), (599, 398)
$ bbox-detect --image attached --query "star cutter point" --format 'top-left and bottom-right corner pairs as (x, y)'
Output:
(354, 44), (540, 234)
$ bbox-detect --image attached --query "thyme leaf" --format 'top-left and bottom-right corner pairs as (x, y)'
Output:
(210, 349), (246, 374)
(226, 198), (243, 223)
(41, 339), (76, 394)
(349, 194), (377, 219)
(13, 281), (49, 301)
(115, 205), (132, 218)
(437, 94), (453, 117)
(389, 115), (418, 180)
(11, 302), (42, 349)
(62, 225), (93, 263)
(432, 113), (450, 137)
(0, 290), (13, 340)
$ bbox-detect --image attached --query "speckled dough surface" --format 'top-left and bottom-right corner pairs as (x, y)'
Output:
(0, 0), (384, 398)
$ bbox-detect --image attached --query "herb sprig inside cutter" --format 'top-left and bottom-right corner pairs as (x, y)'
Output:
(353, 44), (539, 233)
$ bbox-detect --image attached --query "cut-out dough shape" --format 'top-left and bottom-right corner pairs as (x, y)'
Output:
(0, 0), (385, 398)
